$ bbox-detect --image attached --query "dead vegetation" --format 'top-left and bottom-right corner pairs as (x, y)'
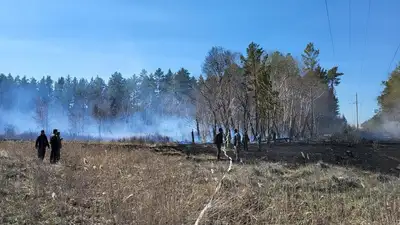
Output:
(112, 134), (173, 144)
(0, 141), (399, 225)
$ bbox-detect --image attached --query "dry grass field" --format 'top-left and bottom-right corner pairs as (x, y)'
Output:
(1, 141), (400, 225)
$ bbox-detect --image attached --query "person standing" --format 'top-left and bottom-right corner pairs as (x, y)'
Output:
(243, 130), (249, 151)
(35, 130), (49, 161)
(233, 129), (241, 162)
(214, 128), (224, 160)
(55, 131), (63, 163)
(50, 129), (60, 164)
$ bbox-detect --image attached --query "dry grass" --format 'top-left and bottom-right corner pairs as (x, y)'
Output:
(112, 134), (173, 144)
(0, 141), (399, 225)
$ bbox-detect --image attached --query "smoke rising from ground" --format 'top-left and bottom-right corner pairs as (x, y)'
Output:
(0, 109), (196, 140)
(0, 71), (198, 141)
(359, 65), (400, 141)
(361, 110), (400, 140)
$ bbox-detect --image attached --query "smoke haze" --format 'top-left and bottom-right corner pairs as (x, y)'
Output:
(0, 71), (198, 141)
(361, 111), (400, 140)
(0, 110), (196, 140)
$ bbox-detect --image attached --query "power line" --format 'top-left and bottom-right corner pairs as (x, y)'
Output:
(349, 0), (351, 50)
(360, 0), (372, 75)
(387, 42), (400, 75)
(324, 0), (335, 56)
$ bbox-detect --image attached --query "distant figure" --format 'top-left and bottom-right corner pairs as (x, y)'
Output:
(345, 150), (354, 158)
(56, 131), (63, 163)
(191, 130), (195, 144)
(50, 129), (60, 164)
(243, 130), (249, 151)
(225, 129), (232, 150)
(35, 130), (49, 161)
(257, 134), (262, 151)
(214, 128), (224, 160)
(233, 129), (241, 162)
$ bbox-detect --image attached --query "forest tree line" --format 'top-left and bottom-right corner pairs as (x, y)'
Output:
(0, 42), (348, 141)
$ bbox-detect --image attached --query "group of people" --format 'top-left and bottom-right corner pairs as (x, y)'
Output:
(214, 128), (250, 162)
(35, 129), (63, 164)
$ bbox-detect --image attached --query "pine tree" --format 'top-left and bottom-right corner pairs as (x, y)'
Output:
(301, 43), (320, 72)
(241, 42), (269, 138)
(108, 72), (127, 120)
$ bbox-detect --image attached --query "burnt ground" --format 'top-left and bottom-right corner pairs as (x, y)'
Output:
(11, 139), (399, 176)
(168, 142), (400, 176)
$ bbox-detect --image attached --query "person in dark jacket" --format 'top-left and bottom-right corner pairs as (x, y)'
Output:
(55, 131), (62, 163)
(243, 130), (249, 152)
(35, 130), (49, 161)
(272, 131), (277, 143)
(214, 128), (224, 160)
(50, 129), (60, 164)
(233, 129), (241, 162)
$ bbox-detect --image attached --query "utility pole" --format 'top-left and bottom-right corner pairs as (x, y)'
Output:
(356, 92), (359, 130)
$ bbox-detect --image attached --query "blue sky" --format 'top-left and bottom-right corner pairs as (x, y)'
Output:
(0, 0), (399, 125)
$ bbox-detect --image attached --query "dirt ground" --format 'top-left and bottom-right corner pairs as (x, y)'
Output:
(0, 141), (399, 224)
